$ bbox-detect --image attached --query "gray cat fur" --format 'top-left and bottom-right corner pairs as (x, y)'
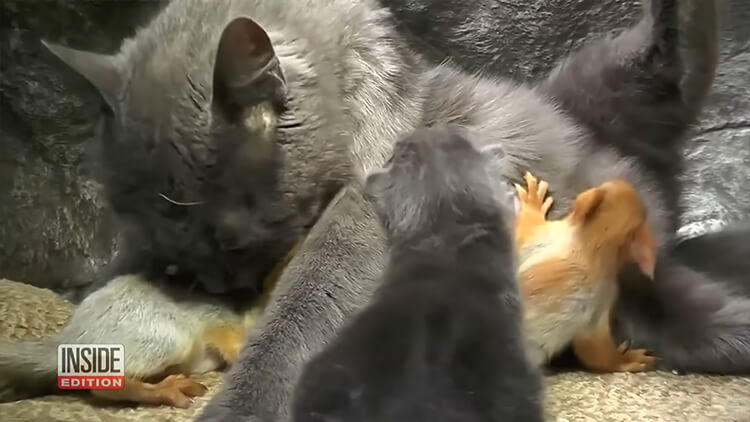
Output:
(41, 0), (425, 296)
(28, 0), (749, 420)
(291, 126), (542, 422)
(197, 0), (745, 420)
(2, 0), (415, 401)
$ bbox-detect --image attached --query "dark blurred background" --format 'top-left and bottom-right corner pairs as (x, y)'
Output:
(1, 0), (748, 300)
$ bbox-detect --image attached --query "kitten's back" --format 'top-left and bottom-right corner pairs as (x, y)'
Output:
(292, 126), (543, 422)
(292, 251), (543, 422)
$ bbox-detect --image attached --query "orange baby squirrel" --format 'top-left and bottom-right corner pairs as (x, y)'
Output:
(0, 239), (302, 408)
(513, 172), (657, 373)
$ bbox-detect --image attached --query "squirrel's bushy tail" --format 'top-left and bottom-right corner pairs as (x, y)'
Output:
(614, 224), (750, 374)
(0, 337), (60, 402)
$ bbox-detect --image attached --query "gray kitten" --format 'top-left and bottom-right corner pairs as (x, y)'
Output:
(292, 125), (542, 422)
(28, 0), (749, 420)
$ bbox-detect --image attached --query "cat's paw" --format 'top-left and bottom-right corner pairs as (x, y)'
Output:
(514, 172), (554, 216)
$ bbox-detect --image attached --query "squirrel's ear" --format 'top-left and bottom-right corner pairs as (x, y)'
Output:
(629, 224), (656, 280)
(42, 40), (125, 110)
(212, 17), (286, 120)
(569, 186), (605, 224)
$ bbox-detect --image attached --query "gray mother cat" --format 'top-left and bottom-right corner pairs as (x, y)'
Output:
(33, 0), (749, 420)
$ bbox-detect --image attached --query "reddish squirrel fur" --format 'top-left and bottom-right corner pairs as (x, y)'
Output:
(514, 172), (657, 373)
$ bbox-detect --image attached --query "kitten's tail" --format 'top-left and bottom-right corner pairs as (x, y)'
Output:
(614, 224), (750, 374)
(0, 337), (60, 402)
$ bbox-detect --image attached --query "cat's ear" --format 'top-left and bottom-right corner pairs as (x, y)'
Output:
(212, 17), (286, 119)
(41, 40), (125, 110)
(569, 186), (605, 224)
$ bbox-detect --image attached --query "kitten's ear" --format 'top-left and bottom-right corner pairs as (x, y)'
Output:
(212, 17), (286, 119)
(478, 144), (509, 181)
(479, 144), (507, 161)
(363, 168), (393, 229)
(364, 167), (390, 203)
(569, 186), (605, 224)
(41, 40), (125, 110)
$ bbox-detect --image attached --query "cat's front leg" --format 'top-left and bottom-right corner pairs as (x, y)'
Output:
(196, 185), (387, 422)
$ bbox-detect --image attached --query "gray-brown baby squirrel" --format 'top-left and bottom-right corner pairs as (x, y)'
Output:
(0, 240), (300, 408)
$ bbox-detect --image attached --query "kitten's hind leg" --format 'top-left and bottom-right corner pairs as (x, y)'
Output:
(541, 0), (720, 175)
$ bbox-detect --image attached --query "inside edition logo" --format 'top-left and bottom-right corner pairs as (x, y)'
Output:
(57, 344), (125, 390)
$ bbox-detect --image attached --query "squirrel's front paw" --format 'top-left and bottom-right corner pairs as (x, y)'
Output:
(514, 171), (554, 215)
(614, 342), (656, 373)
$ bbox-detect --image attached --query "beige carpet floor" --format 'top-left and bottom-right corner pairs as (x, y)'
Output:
(0, 279), (748, 422)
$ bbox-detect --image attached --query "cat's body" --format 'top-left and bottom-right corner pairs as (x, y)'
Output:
(292, 126), (543, 422)
(17, 0), (747, 419)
